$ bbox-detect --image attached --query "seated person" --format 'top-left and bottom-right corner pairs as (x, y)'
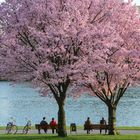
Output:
(40, 117), (48, 133)
(100, 117), (107, 134)
(84, 117), (92, 134)
(50, 118), (57, 134)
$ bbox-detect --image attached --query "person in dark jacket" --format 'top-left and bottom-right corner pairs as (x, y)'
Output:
(40, 117), (48, 133)
(84, 117), (92, 134)
(100, 117), (107, 134)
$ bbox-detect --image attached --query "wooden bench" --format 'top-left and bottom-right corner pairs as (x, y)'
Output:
(84, 124), (109, 134)
(35, 124), (58, 134)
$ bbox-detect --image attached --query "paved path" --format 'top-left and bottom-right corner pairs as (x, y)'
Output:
(0, 129), (140, 135)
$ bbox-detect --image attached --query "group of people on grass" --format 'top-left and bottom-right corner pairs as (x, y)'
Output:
(40, 117), (57, 134)
(84, 117), (107, 134)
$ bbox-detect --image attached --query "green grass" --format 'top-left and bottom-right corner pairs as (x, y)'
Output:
(0, 134), (140, 140)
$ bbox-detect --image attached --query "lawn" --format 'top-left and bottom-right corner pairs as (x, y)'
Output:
(0, 125), (140, 140)
(0, 134), (140, 140)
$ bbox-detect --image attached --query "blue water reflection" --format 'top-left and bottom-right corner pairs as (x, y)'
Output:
(0, 82), (140, 126)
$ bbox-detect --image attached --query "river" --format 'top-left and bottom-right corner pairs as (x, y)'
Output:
(0, 82), (140, 126)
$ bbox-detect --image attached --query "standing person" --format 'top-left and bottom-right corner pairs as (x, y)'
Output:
(50, 118), (57, 134)
(40, 117), (48, 133)
(84, 117), (92, 134)
(100, 117), (107, 134)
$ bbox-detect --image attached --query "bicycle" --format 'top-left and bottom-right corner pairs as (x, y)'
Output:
(5, 118), (18, 134)
(22, 119), (31, 134)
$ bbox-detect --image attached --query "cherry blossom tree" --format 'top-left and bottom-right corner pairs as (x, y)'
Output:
(0, 0), (108, 136)
(0, 0), (88, 136)
(78, 0), (140, 135)
(0, 0), (140, 136)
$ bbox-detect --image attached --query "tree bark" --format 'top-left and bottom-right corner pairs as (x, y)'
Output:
(58, 102), (67, 137)
(108, 105), (117, 135)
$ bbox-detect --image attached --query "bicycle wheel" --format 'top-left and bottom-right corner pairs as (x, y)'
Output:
(11, 125), (18, 134)
(5, 125), (11, 134)
(22, 126), (29, 134)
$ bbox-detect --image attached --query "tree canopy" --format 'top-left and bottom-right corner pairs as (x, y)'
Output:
(0, 0), (140, 136)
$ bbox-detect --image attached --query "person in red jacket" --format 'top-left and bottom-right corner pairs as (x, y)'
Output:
(50, 118), (57, 134)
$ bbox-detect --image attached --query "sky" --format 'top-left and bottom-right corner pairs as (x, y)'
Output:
(0, 0), (140, 5)
(135, 0), (140, 5)
(125, 0), (140, 5)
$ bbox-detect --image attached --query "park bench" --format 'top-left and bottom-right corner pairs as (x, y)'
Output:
(35, 124), (58, 134)
(84, 124), (109, 134)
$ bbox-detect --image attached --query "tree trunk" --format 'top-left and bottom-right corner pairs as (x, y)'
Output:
(58, 103), (67, 137)
(108, 105), (117, 135)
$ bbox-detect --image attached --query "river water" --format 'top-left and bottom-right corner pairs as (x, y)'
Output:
(0, 82), (140, 126)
